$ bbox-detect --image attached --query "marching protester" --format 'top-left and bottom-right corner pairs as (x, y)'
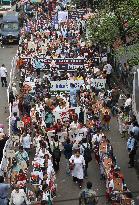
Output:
(79, 181), (98, 205)
(9, 184), (29, 205)
(0, 64), (8, 87)
(64, 138), (73, 175)
(0, 0), (136, 205)
(0, 176), (10, 205)
(80, 138), (92, 178)
(69, 149), (85, 188)
(50, 136), (62, 172)
(127, 132), (137, 168)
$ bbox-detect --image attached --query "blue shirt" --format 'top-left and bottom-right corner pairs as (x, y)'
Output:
(127, 137), (136, 151)
(0, 183), (10, 200)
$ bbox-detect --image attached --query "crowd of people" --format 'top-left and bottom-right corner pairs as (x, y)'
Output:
(0, 0), (138, 205)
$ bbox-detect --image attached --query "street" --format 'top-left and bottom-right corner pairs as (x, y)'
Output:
(0, 46), (139, 204)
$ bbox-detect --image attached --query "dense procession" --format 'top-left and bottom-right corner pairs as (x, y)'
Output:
(0, 0), (139, 205)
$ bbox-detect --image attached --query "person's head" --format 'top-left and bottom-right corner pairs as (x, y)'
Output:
(86, 181), (92, 189)
(130, 131), (135, 138)
(12, 157), (17, 165)
(15, 184), (20, 192)
(13, 112), (17, 117)
(126, 94), (130, 99)
(0, 176), (4, 183)
(2, 64), (5, 67)
(82, 138), (87, 143)
(75, 149), (80, 157)
(42, 184), (48, 192)
(70, 83), (75, 88)
(19, 169), (24, 174)
(41, 200), (48, 205)
(19, 145), (24, 152)
(133, 121), (138, 127)
(66, 138), (71, 144)
(54, 136), (58, 142)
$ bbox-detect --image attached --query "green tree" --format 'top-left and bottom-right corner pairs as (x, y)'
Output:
(88, 0), (139, 47)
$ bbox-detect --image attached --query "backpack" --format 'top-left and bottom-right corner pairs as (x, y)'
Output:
(81, 190), (97, 205)
(53, 142), (61, 160)
(82, 144), (92, 163)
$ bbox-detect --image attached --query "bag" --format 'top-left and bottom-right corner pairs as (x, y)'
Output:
(69, 162), (75, 171)
(53, 142), (61, 160)
(81, 190), (97, 205)
(83, 144), (92, 163)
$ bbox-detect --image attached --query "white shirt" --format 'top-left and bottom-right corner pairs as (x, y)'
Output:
(92, 133), (104, 143)
(0, 128), (4, 133)
(22, 134), (31, 149)
(10, 189), (29, 205)
(42, 190), (51, 201)
(12, 86), (18, 97)
(125, 98), (131, 107)
(0, 66), (7, 77)
(104, 64), (112, 74)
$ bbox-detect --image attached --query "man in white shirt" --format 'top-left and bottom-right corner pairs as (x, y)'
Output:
(104, 62), (112, 86)
(22, 133), (32, 155)
(9, 185), (29, 205)
(104, 63), (112, 75)
(124, 94), (132, 107)
(0, 64), (7, 87)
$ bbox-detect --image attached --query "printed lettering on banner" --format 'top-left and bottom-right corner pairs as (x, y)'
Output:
(60, 111), (69, 123)
(68, 64), (83, 70)
(68, 9), (87, 19)
(21, 58), (84, 71)
(50, 80), (84, 91)
(91, 79), (106, 89)
(58, 11), (68, 23)
(53, 107), (80, 122)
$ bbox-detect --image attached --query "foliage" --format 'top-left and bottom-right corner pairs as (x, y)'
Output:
(87, 0), (139, 47)
(115, 42), (139, 66)
(88, 11), (120, 46)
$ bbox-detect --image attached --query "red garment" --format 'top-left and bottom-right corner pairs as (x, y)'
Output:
(22, 116), (31, 126)
(17, 173), (27, 182)
(54, 123), (62, 132)
(46, 127), (56, 132)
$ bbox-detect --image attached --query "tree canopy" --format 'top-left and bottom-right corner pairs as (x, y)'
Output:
(87, 0), (139, 47)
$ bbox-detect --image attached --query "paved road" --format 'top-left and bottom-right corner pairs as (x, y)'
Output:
(0, 46), (139, 205)
(0, 45), (17, 132)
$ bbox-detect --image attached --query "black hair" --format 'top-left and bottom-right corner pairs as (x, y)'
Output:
(41, 201), (48, 205)
(66, 138), (71, 144)
(87, 181), (92, 189)
(42, 184), (48, 191)
(82, 138), (87, 143)
(0, 176), (4, 183)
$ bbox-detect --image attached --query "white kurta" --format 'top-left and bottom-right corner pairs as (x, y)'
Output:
(69, 155), (85, 179)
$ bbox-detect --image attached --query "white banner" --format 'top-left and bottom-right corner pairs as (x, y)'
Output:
(53, 107), (80, 122)
(58, 11), (68, 23)
(50, 80), (84, 91)
(91, 79), (106, 89)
